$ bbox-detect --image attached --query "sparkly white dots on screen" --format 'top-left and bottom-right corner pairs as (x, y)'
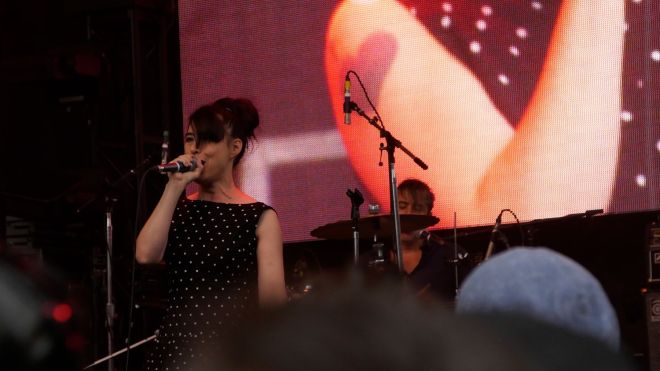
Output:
(636, 174), (646, 188)
(441, 15), (452, 28)
(637, 79), (644, 88)
(620, 111), (633, 123)
(470, 41), (482, 53)
(498, 74), (510, 85)
(651, 50), (660, 62)
(442, 2), (452, 12)
(481, 5), (492, 16)
(509, 45), (520, 57)
(476, 19), (487, 31)
(656, 140), (660, 153)
(531, 1), (543, 11)
(516, 27), (528, 39)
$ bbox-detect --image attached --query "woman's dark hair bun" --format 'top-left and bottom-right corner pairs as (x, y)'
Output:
(210, 97), (260, 166)
(212, 97), (259, 139)
(231, 98), (260, 135)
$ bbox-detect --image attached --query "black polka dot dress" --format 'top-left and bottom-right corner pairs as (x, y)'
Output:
(145, 199), (273, 371)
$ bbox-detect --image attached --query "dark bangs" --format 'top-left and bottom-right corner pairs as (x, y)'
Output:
(398, 179), (435, 213)
(187, 104), (228, 146)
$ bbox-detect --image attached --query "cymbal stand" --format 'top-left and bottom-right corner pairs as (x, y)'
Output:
(368, 234), (387, 270)
(346, 188), (364, 265)
(349, 102), (428, 273)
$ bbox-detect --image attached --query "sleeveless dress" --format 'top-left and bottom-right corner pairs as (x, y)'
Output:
(145, 199), (273, 371)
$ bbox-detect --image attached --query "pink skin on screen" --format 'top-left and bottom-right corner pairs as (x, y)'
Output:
(325, 0), (625, 226)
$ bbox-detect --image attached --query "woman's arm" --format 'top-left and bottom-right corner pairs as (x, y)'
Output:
(136, 155), (201, 264)
(255, 209), (287, 307)
(476, 1), (626, 218)
(135, 182), (186, 264)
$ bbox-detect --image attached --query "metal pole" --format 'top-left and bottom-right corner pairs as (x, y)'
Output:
(386, 152), (404, 273)
(105, 199), (116, 371)
(453, 212), (459, 296)
(85, 333), (157, 370)
(353, 230), (360, 265)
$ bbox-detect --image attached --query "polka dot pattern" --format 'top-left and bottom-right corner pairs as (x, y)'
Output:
(399, 0), (562, 127)
(145, 199), (273, 371)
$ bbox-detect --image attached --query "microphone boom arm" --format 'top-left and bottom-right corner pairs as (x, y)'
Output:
(349, 102), (428, 170)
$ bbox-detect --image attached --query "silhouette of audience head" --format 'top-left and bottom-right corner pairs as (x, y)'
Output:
(0, 259), (80, 371)
(198, 271), (632, 371)
(456, 247), (620, 350)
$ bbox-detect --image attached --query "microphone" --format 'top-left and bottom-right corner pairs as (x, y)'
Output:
(161, 130), (169, 165)
(343, 74), (351, 124)
(484, 213), (503, 260)
(157, 160), (196, 173)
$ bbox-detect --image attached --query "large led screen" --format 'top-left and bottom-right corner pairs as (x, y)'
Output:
(179, 0), (659, 242)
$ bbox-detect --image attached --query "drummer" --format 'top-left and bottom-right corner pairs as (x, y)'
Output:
(392, 179), (461, 302)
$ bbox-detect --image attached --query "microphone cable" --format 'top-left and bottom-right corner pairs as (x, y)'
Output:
(345, 70), (386, 130)
(499, 209), (524, 247)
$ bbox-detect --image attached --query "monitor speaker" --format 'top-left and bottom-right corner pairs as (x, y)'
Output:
(646, 290), (660, 371)
(647, 220), (660, 371)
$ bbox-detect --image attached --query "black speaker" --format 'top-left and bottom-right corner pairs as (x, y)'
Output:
(648, 221), (660, 371)
(647, 291), (660, 371)
(648, 222), (660, 283)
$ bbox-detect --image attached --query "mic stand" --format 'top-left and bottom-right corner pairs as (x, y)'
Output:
(484, 212), (504, 260)
(74, 156), (154, 371)
(349, 102), (428, 273)
(346, 188), (364, 265)
(84, 332), (157, 370)
(75, 156), (154, 215)
(105, 197), (117, 371)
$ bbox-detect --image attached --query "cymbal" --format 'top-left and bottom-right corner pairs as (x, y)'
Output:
(311, 214), (440, 240)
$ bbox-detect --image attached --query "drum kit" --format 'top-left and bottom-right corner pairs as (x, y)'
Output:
(309, 212), (444, 282)
(311, 214), (440, 240)
(309, 212), (442, 268)
(293, 211), (459, 297)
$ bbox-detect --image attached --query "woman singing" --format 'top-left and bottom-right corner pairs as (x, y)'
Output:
(136, 97), (287, 370)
